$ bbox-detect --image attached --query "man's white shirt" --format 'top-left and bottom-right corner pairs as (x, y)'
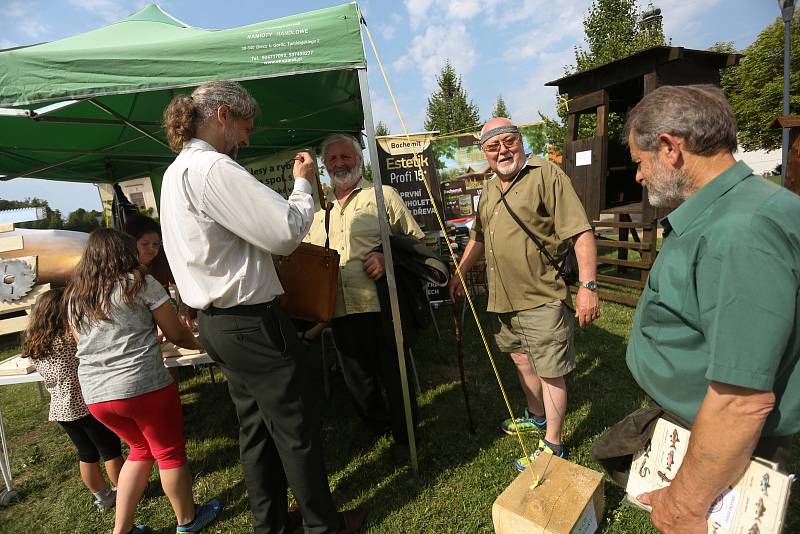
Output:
(160, 138), (314, 309)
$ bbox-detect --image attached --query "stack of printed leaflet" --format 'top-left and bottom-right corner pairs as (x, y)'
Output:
(626, 418), (795, 533)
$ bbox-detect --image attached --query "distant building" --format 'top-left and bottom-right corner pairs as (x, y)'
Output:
(736, 149), (780, 176)
(96, 177), (159, 220)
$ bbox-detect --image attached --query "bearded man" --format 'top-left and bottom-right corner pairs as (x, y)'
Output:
(593, 85), (800, 534)
(450, 118), (599, 470)
(304, 134), (425, 459)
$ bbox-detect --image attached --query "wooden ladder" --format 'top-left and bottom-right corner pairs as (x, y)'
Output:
(588, 202), (658, 306)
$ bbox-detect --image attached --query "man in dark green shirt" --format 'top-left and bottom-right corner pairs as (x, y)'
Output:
(623, 85), (800, 533)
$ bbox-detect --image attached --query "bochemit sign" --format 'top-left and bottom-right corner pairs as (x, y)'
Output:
(376, 133), (443, 232)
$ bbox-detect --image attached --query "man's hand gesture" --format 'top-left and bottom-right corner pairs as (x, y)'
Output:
(293, 151), (317, 182)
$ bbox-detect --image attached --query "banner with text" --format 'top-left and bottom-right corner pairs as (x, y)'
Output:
(376, 133), (443, 232)
(242, 150), (320, 207)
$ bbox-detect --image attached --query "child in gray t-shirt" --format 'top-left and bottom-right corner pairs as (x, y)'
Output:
(66, 228), (221, 534)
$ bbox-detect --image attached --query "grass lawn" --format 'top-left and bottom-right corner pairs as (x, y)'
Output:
(0, 299), (797, 533)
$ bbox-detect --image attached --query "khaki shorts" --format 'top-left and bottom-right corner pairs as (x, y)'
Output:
(494, 301), (575, 378)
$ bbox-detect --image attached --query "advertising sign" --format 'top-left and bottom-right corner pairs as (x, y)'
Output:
(375, 133), (443, 232)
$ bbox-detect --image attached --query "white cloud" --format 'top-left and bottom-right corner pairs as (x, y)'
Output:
(393, 23), (477, 93)
(504, 47), (575, 120)
(3, 1), (50, 38)
(657, 0), (723, 47)
(378, 12), (404, 40)
(6, 2), (25, 18)
(380, 24), (398, 40)
(68, 0), (140, 24)
(404, 0), (434, 29)
(444, 0), (482, 20)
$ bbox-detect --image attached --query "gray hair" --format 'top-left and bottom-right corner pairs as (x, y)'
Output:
(320, 133), (363, 164)
(163, 80), (259, 152)
(622, 85), (737, 155)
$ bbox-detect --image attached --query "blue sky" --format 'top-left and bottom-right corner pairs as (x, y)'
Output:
(0, 0), (780, 215)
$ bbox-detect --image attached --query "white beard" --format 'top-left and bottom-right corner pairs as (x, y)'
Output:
(331, 167), (362, 190)
(646, 158), (691, 208)
(224, 127), (239, 160)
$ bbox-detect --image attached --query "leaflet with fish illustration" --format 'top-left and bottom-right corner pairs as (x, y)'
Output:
(625, 418), (794, 533)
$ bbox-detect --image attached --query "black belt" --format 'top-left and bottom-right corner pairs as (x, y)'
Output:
(202, 298), (278, 316)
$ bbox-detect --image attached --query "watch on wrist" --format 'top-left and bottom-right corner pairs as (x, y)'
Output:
(580, 280), (598, 291)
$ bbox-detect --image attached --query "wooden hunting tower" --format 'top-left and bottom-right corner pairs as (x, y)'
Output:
(546, 46), (740, 305)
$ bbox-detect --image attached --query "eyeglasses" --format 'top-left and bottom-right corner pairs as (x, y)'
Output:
(482, 135), (521, 154)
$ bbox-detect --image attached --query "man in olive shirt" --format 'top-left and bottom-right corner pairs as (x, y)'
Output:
(305, 133), (424, 457)
(622, 85), (800, 534)
(450, 118), (599, 469)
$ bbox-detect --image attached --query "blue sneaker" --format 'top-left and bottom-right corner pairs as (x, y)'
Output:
(176, 498), (223, 533)
(499, 408), (547, 435)
(514, 439), (566, 472)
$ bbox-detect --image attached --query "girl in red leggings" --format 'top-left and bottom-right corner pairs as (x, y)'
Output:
(66, 228), (221, 534)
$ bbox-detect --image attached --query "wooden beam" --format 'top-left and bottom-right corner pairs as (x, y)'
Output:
(0, 235), (23, 253)
(566, 90), (606, 114)
(597, 274), (646, 289)
(566, 113), (579, 142)
(643, 72), (660, 95)
(0, 314), (29, 336)
(598, 258), (650, 269)
(595, 239), (651, 251)
(592, 221), (653, 230)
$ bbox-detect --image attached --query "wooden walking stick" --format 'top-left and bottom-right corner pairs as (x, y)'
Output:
(452, 296), (476, 434)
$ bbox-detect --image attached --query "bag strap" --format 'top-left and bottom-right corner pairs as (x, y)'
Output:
(498, 190), (563, 275)
(315, 176), (333, 251)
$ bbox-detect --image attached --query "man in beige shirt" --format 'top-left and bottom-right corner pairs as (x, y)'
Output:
(450, 118), (599, 470)
(305, 133), (424, 458)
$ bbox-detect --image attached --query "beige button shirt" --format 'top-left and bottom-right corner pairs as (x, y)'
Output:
(470, 155), (591, 313)
(305, 179), (424, 317)
(160, 138), (315, 310)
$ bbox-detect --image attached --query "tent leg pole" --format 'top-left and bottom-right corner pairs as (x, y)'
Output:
(357, 68), (419, 478)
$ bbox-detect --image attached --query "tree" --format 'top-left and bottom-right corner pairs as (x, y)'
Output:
(374, 121), (391, 136)
(424, 60), (481, 135)
(573, 0), (666, 72)
(491, 95), (511, 120)
(519, 123), (549, 157)
(425, 61), (481, 170)
(542, 0), (668, 154)
(717, 16), (800, 152)
(64, 207), (103, 233)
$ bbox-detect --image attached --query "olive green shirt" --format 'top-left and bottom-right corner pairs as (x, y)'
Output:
(470, 155), (591, 313)
(627, 161), (800, 436)
(305, 179), (424, 318)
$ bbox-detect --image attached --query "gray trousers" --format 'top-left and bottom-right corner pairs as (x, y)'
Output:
(199, 301), (338, 534)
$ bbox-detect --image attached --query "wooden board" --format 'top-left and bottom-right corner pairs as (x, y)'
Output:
(0, 223), (14, 233)
(0, 314), (30, 336)
(161, 342), (202, 358)
(493, 455), (604, 534)
(0, 354), (36, 376)
(0, 235), (23, 253)
(0, 283), (50, 314)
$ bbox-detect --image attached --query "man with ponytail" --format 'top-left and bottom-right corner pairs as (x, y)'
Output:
(160, 81), (363, 534)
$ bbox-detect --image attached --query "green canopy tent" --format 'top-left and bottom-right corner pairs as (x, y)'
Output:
(0, 3), (365, 187)
(0, 2), (421, 474)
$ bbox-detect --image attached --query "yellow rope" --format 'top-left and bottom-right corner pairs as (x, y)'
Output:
(361, 19), (533, 466)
